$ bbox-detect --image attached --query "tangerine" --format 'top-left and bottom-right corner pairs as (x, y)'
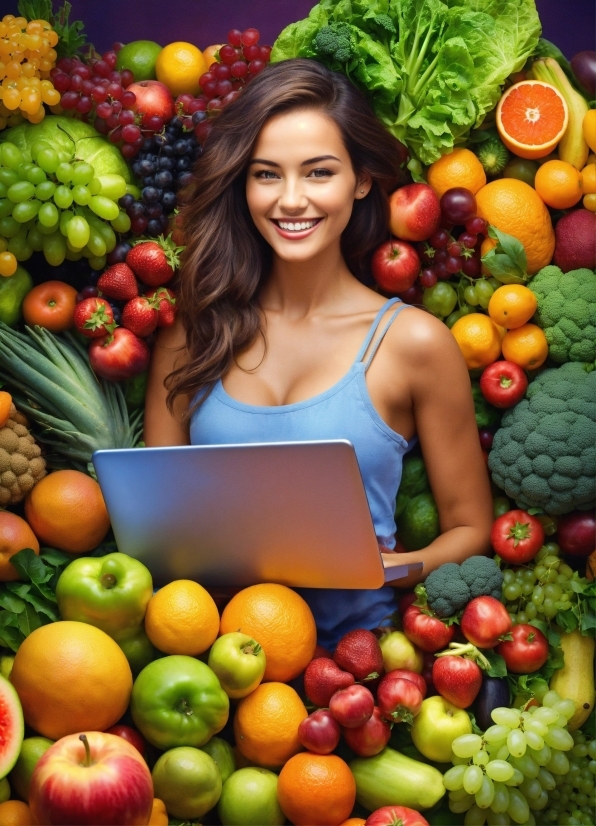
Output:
(534, 160), (583, 209)
(426, 148), (486, 198)
(0, 800), (34, 825)
(155, 42), (206, 97)
(144, 580), (220, 656)
(233, 682), (307, 769)
(22, 281), (77, 332)
(450, 313), (502, 370)
(502, 323), (549, 370)
(9, 621), (132, 740)
(475, 178), (555, 274)
(277, 753), (356, 826)
(24, 469), (110, 553)
(220, 583), (316, 682)
(488, 284), (538, 330)
(0, 511), (39, 582)
(496, 80), (568, 159)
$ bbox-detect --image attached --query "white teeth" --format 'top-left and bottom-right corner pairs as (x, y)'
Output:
(277, 220), (318, 231)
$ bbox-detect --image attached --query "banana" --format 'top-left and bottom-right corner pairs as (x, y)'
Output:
(530, 57), (589, 170)
(550, 629), (595, 731)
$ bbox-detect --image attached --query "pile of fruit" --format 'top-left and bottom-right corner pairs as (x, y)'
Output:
(0, 0), (593, 824)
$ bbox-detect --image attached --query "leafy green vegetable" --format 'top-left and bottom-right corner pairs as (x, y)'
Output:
(271, 0), (541, 165)
(17, 0), (88, 58)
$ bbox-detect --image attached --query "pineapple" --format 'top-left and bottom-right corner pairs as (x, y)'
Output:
(0, 403), (46, 506)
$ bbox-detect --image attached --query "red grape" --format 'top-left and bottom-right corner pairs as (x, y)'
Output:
(459, 232), (477, 249)
(121, 143), (139, 160)
(81, 79), (94, 95)
(106, 112), (120, 129)
(440, 188), (477, 225)
(243, 44), (261, 61)
(228, 29), (243, 46)
(478, 428), (494, 450)
(108, 125), (123, 144)
(429, 228), (450, 248)
(188, 98), (206, 113)
(461, 256), (482, 278)
(76, 95), (93, 114)
(91, 85), (108, 103)
(120, 69), (134, 88)
(230, 60), (248, 79)
(94, 60), (111, 78)
(131, 215), (149, 234)
(108, 71), (122, 84)
(199, 72), (214, 86)
(121, 90), (136, 108)
(434, 262), (450, 279)
(202, 80), (218, 99)
(112, 100), (122, 114)
(118, 109), (135, 125)
(447, 242), (462, 257)
(434, 248), (448, 264)
(248, 59), (266, 75)
(94, 117), (109, 135)
(95, 101), (112, 119)
(104, 50), (118, 68)
(60, 91), (79, 109)
(53, 72), (70, 92)
(122, 124), (141, 143)
(76, 64), (92, 81)
(212, 63), (231, 80)
(241, 28), (260, 46)
(219, 45), (237, 65)
(207, 98), (223, 112)
(260, 45), (272, 61)
(420, 268), (438, 288)
(107, 82), (123, 100)
(216, 80), (233, 97)
(69, 74), (82, 91)
(222, 90), (241, 107)
(446, 256), (463, 274)
(56, 57), (73, 73)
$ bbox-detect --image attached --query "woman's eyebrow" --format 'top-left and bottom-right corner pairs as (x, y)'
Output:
(248, 155), (341, 167)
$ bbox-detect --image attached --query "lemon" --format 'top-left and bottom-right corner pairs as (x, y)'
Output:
(156, 41), (206, 96)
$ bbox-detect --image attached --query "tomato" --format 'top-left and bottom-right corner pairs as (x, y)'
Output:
(491, 509), (545, 563)
(89, 327), (150, 382)
(365, 805), (430, 826)
(376, 673), (423, 723)
(460, 596), (512, 649)
(402, 605), (455, 653)
(496, 624), (548, 673)
(22, 281), (78, 332)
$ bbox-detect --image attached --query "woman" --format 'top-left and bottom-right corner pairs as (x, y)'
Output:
(145, 59), (492, 649)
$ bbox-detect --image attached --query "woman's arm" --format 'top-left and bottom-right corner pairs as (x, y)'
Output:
(144, 318), (191, 447)
(385, 312), (493, 586)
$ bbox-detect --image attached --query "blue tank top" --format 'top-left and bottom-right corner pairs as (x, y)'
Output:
(189, 297), (414, 650)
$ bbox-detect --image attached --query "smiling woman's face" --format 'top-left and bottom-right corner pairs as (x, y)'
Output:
(245, 107), (370, 264)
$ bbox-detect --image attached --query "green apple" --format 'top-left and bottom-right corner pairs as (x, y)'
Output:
(208, 632), (266, 699)
(411, 695), (472, 763)
(378, 630), (423, 673)
(152, 746), (221, 820)
(201, 736), (236, 784)
(0, 655), (14, 680)
(217, 767), (284, 826)
(9, 736), (54, 801)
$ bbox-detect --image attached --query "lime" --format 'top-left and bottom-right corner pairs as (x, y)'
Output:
(116, 41), (162, 81)
(9, 737), (54, 801)
(151, 746), (222, 820)
(218, 768), (285, 826)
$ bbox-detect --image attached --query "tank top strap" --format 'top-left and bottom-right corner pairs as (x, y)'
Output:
(361, 299), (410, 371)
(353, 297), (403, 365)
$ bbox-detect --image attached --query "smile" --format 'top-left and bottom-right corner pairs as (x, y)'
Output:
(270, 218), (322, 239)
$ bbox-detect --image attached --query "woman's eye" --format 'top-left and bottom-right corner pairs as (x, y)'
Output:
(255, 170), (279, 179)
(309, 168), (333, 178)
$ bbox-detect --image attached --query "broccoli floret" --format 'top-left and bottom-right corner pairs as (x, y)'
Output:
(424, 563), (470, 618)
(529, 267), (596, 363)
(460, 556), (504, 600)
(489, 362), (596, 515)
(312, 23), (357, 64)
(370, 13), (397, 47)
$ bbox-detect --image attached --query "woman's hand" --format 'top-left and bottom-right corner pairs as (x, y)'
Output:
(144, 318), (191, 446)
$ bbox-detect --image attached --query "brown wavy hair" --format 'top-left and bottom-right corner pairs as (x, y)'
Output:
(166, 58), (408, 411)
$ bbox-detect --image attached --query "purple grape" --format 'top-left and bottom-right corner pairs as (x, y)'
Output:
(440, 188), (477, 225)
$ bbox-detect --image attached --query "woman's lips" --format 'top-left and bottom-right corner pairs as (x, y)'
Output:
(270, 218), (322, 240)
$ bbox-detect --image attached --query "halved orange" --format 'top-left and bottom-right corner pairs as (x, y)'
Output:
(496, 80), (568, 160)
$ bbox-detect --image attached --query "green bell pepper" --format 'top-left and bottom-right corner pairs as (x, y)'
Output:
(131, 655), (229, 750)
(55, 552), (153, 641)
(0, 264), (33, 326)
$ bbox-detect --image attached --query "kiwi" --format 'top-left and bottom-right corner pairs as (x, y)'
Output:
(475, 137), (510, 176)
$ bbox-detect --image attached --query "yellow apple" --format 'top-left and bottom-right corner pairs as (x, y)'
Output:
(411, 695), (472, 763)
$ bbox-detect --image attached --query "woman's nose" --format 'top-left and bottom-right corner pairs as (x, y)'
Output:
(277, 177), (308, 212)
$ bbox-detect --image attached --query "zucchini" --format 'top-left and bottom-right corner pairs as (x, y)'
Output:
(550, 630), (595, 731)
(349, 746), (445, 812)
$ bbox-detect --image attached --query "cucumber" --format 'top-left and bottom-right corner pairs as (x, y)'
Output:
(349, 746), (445, 812)
(550, 630), (595, 731)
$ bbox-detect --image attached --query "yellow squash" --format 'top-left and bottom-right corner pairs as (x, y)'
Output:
(550, 630), (595, 731)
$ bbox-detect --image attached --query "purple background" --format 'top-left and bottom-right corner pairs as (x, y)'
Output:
(51, 0), (595, 60)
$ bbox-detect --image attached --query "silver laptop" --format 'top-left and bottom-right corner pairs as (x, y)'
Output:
(92, 440), (422, 589)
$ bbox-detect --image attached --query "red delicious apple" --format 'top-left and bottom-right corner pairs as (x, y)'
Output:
(127, 80), (175, 124)
(29, 732), (154, 826)
(342, 707), (391, 757)
(371, 240), (421, 294)
(389, 183), (442, 242)
(329, 684), (375, 728)
(89, 327), (150, 382)
(402, 605), (456, 653)
(106, 724), (146, 757)
(298, 709), (341, 754)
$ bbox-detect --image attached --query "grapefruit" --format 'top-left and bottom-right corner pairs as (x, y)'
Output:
(496, 80), (568, 160)
(0, 674), (24, 779)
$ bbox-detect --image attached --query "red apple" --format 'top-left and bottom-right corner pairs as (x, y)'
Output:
(106, 725), (146, 757)
(127, 80), (175, 124)
(329, 684), (375, 728)
(342, 707), (391, 757)
(298, 709), (341, 754)
(89, 327), (150, 382)
(29, 732), (154, 825)
(389, 183), (442, 242)
(371, 240), (421, 293)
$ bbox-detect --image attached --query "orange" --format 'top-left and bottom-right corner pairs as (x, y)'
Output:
(0, 511), (39, 582)
(148, 798), (169, 825)
(22, 281), (78, 332)
(450, 313), (502, 370)
(475, 178), (555, 274)
(496, 80), (568, 159)
(220, 583), (316, 682)
(581, 163), (596, 195)
(426, 148), (486, 197)
(488, 284), (538, 330)
(233, 682), (307, 769)
(10, 621), (132, 740)
(340, 820), (366, 826)
(0, 390), (12, 427)
(502, 323), (549, 370)
(584, 193), (596, 212)
(534, 160), (583, 209)
(583, 109), (596, 153)
(144, 579), (220, 656)
(155, 42), (206, 96)
(24, 469), (110, 553)
(277, 753), (356, 826)
(0, 800), (34, 825)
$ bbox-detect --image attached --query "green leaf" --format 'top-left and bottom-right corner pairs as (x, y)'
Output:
(580, 611), (596, 636)
(528, 618), (560, 648)
(17, 0), (52, 20)
(9, 548), (51, 585)
(555, 608), (579, 634)
(40, 547), (72, 568)
(0, 591), (26, 614)
(484, 649), (508, 678)
(18, 589), (59, 621)
(541, 643), (565, 682)
(17, 604), (42, 637)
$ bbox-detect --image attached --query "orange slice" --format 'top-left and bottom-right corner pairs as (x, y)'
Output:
(496, 80), (568, 160)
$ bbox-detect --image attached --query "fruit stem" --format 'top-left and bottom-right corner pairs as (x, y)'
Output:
(241, 641), (262, 656)
(176, 697), (194, 717)
(79, 733), (92, 767)
(100, 573), (117, 589)
(435, 641), (491, 670)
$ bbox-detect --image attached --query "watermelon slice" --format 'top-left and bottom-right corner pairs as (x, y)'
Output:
(0, 674), (24, 778)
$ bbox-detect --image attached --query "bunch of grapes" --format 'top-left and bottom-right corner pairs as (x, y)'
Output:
(500, 542), (584, 626)
(0, 13), (60, 128)
(0, 140), (128, 272)
(444, 690), (579, 825)
(544, 723), (596, 825)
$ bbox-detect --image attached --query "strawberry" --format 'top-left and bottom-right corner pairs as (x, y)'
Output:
(304, 657), (355, 708)
(121, 296), (159, 338)
(144, 287), (177, 328)
(97, 263), (138, 301)
(126, 235), (183, 287)
(73, 297), (115, 339)
(333, 629), (385, 682)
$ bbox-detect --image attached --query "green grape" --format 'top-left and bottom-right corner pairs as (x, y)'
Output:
(96, 173), (127, 200)
(454, 734), (484, 759)
(86, 229), (106, 257)
(423, 281), (458, 317)
(554, 699), (576, 720)
(531, 585), (545, 605)
(0, 142), (24, 170)
(0, 216), (21, 237)
(516, 611), (528, 624)
(525, 603), (537, 619)
(528, 789), (548, 810)
(486, 760), (515, 782)
(0, 184), (6, 199)
(88, 177), (102, 195)
(476, 283), (494, 309)
(88, 254), (106, 270)
(37, 219), (59, 236)
(36, 148), (60, 174)
(17, 163), (33, 178)
(547, 748), (570, 775)
(92, 221), (116, 253)
(475, 775), (495, 809)
(38, 202), (59, 228)
(490, 782), (510, 814)
(72, 185), (91, 206)
(511, 753), (539, 778)
(544, 583), (562, 600)
(26, 166), (46, 186)
(521, 582), (534, 595)
(464, 285), (479, 305)
(7, 181), (35, 203)
(533, 707), (559, 726)
(88, 195), (119, 221)
(71, 162), (94, 187)
(504, 767), (524, 787)
(493, 708), (521, 729)
(35, 180), (56, 201)
(464, 765), (485, 795)
(485, 726), (511, 745)
(42, 232), (66, 267)
(524, 730), (544, 751)
(445, 310), (462, 328)
(559, 563), (574, 579)
(588, 741), (596, 760)
(535, 564), (547, 578)
(526, 719), (548, 737)
(506, 788), (529, 824)
(504, 583), (521, 601)
(449, 793), (475, 814)
(542, 599), (558, 618)
(545, 726), (574, 751)
(110, 210), (131, 233)
(496, 745), (511, 761)
(543, 542), (560, 555)
(486, 810), (510, 826)
(55, 162), (73, 184)
(523, 568), (537, 582)
(0, 169), (20, 189)
(67, 216), (90, 249)
(464, 803), (487, 824)
(12, 200), (40, 223)
(507, 729), (526, 758)
(444, 764), (467, 790)
(54, 185), (73, 210)
(519, 776), (543, 800)
(0, 199), (15, 219)
(64, 247), (83, 261)
(27, 226), (43, 252)
(59, 210), (73, 237)
(30, 140), (52, 160)
(451, 786), (473, 800)
(503, 569), (515, 585)
(474, 750), (490, 767)
(7, 230), (32, 261)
